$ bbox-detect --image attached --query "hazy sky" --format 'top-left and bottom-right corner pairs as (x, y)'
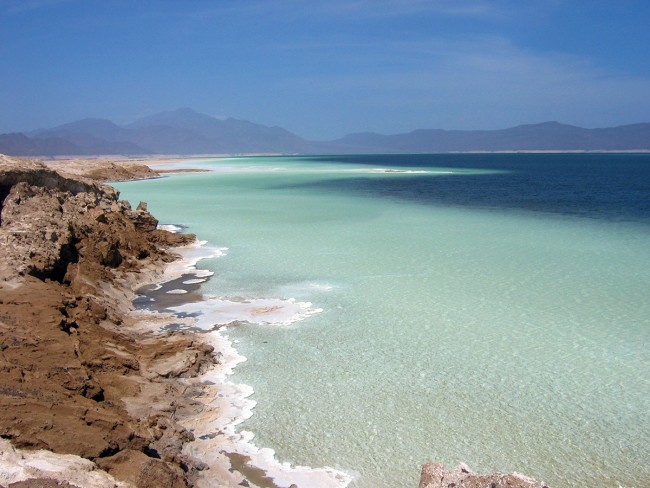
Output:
(1, 0), (649, 139)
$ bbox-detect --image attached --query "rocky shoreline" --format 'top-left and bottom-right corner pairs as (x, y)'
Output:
(0, 154), (546, 488)
(0, 155), (212, 487)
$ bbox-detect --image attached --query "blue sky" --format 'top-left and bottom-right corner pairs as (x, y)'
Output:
(1, 0), (649, 139)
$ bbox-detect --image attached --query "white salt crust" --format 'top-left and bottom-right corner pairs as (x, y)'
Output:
(143, 238), (353, 487)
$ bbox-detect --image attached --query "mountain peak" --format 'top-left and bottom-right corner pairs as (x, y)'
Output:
(173, 107), (201, 115)
(127, 107), (219, 130)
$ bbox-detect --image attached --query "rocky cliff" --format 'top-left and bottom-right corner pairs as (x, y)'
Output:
(0, 155), (214, 487)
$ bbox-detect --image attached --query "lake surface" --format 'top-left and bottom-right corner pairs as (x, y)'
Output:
(116, 153), (650, 488)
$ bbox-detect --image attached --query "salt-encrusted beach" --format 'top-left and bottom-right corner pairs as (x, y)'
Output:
(130, 236), (353, 488)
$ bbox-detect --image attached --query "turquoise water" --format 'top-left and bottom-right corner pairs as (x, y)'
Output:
(116, 155), (650, 488)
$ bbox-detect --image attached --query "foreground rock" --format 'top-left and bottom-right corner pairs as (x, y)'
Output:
(0, 155), (212, 487)
(419, 463), (547, 488)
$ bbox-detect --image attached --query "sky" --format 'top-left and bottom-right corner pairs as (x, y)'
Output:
(1, 0), (649, 139)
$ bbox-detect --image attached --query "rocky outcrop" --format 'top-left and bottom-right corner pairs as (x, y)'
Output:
(0, 160), (177, 281)
(0, 155), (211, 487)
(419, 463), (547, 488)
(74, 162), (160, 183)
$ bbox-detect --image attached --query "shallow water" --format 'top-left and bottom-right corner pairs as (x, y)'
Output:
(116, 154), (650, 488)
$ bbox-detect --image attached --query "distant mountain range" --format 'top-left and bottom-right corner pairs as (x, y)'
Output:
(333, 121), (650, 153)
(1, 108), (649, 156)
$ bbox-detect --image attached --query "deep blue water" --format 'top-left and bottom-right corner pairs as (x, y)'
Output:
(272, 153), (650, 223)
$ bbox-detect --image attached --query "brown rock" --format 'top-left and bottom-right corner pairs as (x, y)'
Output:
(96, 449), (187, 488)
(0, 155), (207, 487)
(68, 162), (160, 183)
(419, 463), (548, 488)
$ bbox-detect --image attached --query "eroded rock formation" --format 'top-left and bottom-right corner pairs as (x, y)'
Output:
(419, 463), (547, 488)
(0, 155), (210, 487)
